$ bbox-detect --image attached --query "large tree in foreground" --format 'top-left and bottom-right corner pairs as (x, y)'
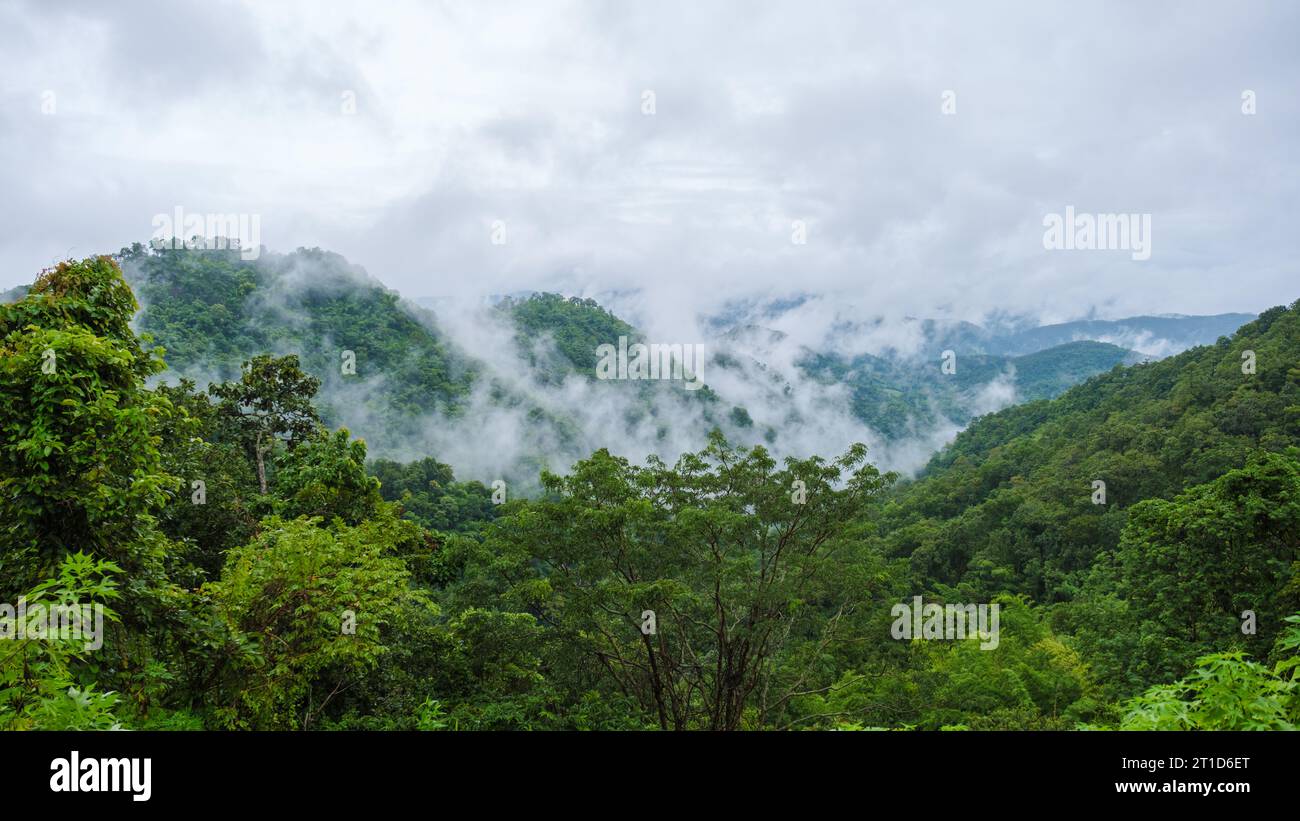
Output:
(472, 431), (893, 730)
(0, 257), (173, 598)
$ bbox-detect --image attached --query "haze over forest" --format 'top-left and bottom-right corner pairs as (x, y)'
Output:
(2, 0), (1299, 739)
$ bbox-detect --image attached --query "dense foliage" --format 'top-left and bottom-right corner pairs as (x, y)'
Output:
(119, 243), (476, 437)
(2, 253), (1296, 731)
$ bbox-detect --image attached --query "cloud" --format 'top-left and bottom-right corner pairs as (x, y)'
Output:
(2, 1), (1296, 346)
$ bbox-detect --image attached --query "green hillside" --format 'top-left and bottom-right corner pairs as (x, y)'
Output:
(871, 301), (1300, 693)
(799, 339), (1138, 439)
(886, 302), (1300, 593)
(500, 292), (637, 381)
(3, 255), (1299, 733)
(120, 243), (477, 426)
(1009, 340), (1145, 399)
(104, 245), (1151, 459)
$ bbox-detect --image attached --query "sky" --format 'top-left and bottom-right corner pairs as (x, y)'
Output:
(2, 0), (1297, 338)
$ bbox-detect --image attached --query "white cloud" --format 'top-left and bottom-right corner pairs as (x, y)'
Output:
(2, 0), (1296, 324)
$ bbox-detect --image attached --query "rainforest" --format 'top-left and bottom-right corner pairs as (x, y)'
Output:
(3, 246), (1297, 732)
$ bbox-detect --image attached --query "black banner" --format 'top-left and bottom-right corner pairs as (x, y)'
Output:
(12, 730), (1289, 809)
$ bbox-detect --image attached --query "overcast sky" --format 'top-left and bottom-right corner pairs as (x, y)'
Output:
(2, 0), (1297, 329)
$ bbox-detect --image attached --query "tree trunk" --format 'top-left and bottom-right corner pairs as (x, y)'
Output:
(256, 429), (269, 495)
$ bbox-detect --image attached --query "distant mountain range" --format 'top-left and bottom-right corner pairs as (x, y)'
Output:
(2, 248), (1258, 476)
(984, 314), (1256, 358)
(700, 293), (1254, 359)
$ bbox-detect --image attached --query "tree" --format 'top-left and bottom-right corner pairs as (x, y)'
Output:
(1115, 614), (1300, 730)
(273, 427), (382, 526)
(817, 597), (1098, 730)
(1115, 450), (1300, 685)
(0, 257), (174, 598)
(368, 456), (497, 535)
(204, 514), (427, 729)
(0, 552), (125, 730)
(152, 378), (261, 581)
(209, 354), (321, 494)
(469, 430), (892, 730)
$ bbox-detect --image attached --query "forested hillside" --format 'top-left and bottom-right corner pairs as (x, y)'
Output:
(798, 339), (1140, 439)
(866, 302), (1300, 697)
(76, 245), (1163, 479)
(110, 246), (740, 479)
(119, 243), (478, 426)
(2, 255), (1297, 731)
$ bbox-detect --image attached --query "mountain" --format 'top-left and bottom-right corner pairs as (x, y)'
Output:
(3, 244), (1256, 479)
(1, 284), (29, 303)
(121, 244), (477, 418)
(866, 299), (1300, 693)
(795, 339), (1141, 440)
(992, 313), (1258, 357)
(6, 252), (1298, 734)
(113, 245), (736, 480)
(703, 295), (1255, 359)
